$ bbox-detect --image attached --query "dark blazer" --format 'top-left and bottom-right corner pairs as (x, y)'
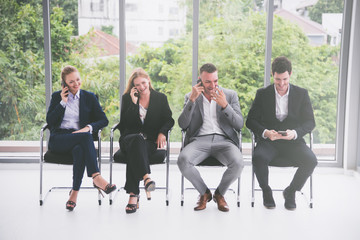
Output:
(46, 89), (109, 138)
(246, 84), (315, 143)
(119, 89), (174, 142)
(178, 87), (243, 147)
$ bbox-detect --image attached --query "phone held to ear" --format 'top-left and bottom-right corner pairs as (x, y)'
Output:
(62, 81), (69, 93)
(133, 87), (139, 97)
(278, 131), (287, 136)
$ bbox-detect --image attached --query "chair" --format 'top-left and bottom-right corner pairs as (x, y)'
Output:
(250, 131), (314, 208)
(39, 123), (104, 206)
(180, 131), (242, 207)
(109, 122), (171, 206)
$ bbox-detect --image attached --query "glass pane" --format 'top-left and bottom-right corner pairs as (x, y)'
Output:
(198, 0), (267, 142)
(0, 1), (45, 140)
(58, 0), (121, 140)
(272, 0), (344, 161)
(125, 0), (189, 142)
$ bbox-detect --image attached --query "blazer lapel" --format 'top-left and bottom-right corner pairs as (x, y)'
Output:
(79, 90), (85, 127)
(196, 94), (204, 119)
(287, 84), (294, 117)
(143, 91), (153, 125)
(268, 85), (277, 120)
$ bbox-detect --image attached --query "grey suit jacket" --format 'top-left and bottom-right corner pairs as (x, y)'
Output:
(178, 87), (243, 147)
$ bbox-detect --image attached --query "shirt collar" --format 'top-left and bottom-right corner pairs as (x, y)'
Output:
(274, 84), (290, 98)
(69, 90), (81, 100)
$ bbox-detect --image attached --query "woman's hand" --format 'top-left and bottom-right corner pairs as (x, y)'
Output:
(130, 87), (139, 104)
(61, 86), (69, 103)
(156, 133), (166, 149)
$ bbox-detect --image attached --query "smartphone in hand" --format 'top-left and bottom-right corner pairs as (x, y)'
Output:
(134, 88), (139, 97)
(62, 81), (69, 93)
(278, 131), (287, 136)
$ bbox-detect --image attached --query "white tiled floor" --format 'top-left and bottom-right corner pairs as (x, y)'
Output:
(0, 163), (360, 240)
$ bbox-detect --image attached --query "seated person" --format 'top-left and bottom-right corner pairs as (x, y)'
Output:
(177, 63), (244, 212)
(246, 56), (318, 210)
(46, 65), (116, 211)
(118, 68), (174, 214)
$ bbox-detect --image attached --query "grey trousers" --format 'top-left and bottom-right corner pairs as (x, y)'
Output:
(177, 134), (244, 196)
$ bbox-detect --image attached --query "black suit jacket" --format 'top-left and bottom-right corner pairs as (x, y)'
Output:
(46, 89), (109, 139)
(246, 84), (315, 143)
(119, 90), (174, 142)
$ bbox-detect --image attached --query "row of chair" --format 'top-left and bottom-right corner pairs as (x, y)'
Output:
(39, 123), (313, 208)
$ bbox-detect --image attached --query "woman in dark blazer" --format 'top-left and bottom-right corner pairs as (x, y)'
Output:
(46, 65), (116, 211)
(119, 67), (174, 214)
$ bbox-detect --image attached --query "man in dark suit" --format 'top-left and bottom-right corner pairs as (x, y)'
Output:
(246, 56), (317, 210)
(177, 63), (244, 212)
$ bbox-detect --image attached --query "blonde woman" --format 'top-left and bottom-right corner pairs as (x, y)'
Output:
(118, 68), (174, 213)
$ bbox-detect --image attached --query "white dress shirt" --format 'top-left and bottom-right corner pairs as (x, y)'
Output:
(262, 85), (297, 139)
(198, 94), (225, 136)
(60, 90), (93, 133)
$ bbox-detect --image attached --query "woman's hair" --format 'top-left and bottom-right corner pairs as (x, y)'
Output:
(61, 65), (78, 84)
(124, 67), (154, 94)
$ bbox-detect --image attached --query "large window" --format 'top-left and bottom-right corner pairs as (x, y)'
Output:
(198, 0), (267, 143)
(0, 0), (347, 167)
(1, 2), (45, 140)
(124, 0), (189, 142)
(272, 0), (344, 162)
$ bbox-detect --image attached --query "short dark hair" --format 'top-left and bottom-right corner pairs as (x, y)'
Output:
(271, 56), (292, 75)
(200, 63), (217, 74)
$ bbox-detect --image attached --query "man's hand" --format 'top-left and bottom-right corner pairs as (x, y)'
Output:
(156, 133), (166, 149)
(265, 129), (295, 141)
(279, 129), (296, 140)
(211, 88), (228, 109)
(189, 82), (204, 102)
(264, 129), (282, 141)
(72, 126), (90, 134)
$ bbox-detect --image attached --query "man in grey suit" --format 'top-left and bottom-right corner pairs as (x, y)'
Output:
(177, 63), (244, 212)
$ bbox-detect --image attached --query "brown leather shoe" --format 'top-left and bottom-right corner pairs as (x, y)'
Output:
(213, 192), (229, 212)
(194, 192), (212, 211)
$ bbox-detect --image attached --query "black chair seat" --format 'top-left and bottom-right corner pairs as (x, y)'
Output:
(113, 149), (166, 165)
(269, 157), (298, 167)
(44, 150), (73, 165)
(197, 157), (224, 166)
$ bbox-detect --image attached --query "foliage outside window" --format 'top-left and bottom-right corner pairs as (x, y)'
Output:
(0, 0), (343, 152)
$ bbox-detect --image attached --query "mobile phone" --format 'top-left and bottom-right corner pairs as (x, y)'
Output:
(61, 81), (69, 93)
(133, 88), (139, 97)
(278, 131), (287, 136)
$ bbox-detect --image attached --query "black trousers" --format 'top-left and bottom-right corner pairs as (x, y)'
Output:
(120, 134), (157, 195)
(252, 140), (317, 192)
(49, 130), (99, 191)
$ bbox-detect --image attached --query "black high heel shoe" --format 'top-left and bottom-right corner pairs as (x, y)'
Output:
(92, 173), (117, 197)
(144, 177), (155, 200)
(66, 190), (76, 211)
(125, 195), (140, 214)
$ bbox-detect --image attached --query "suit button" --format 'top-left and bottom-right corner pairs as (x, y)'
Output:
(225, 113), (228, 117)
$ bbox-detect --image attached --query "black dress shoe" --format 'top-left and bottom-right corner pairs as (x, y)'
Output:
(263, 189), (276, 209)
(283, 187), (296, 210)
